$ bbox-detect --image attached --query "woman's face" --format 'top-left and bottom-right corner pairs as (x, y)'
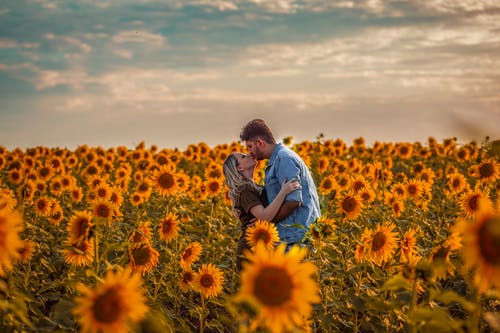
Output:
(234, 152), (256, 172)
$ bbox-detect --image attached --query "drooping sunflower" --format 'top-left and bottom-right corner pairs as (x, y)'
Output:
(129, 221), (153, 244)
(73, 267), (148, 333)
(129, 242), (160, 275)
(66, 211), (94, 244)
(180, 241), (203, 269)
(391, 200), (404, 219)
(0, 210), (24, 276)
(366, 222), (399, 266)
(158, 212), (180, 243)
(399, 228), (421, 263)
(245, 220), (280, 250)
(336, 193), (363, 220)
(17, 239), (36, 263)
(455, 208), (500, 293)
(236, 243), (320, 333)
(193, 263), (225, 299)
(428, 232), (462, 280)
(62, 239), (95, 267)
(150, 165), (178, 197)
(179, 268), (195, 292)
(70, 187), (84, 203)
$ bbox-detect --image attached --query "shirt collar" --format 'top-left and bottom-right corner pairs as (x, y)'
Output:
(268, 143), (284, 166)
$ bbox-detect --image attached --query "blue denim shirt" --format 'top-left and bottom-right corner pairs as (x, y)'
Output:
(264, 143), (321, 244)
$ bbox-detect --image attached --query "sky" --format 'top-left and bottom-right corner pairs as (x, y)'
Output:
(1, 0), (500, 151)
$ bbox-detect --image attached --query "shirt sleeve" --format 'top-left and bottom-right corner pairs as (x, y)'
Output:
(275, 154), (302, 202)
(240, 188), (264, 213)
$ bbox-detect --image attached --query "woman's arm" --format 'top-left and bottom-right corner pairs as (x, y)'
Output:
(249, 179), (299, 222)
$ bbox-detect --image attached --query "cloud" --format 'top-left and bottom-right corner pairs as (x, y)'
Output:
(0, 38), (40, 49)
(112, 30), (167, 47)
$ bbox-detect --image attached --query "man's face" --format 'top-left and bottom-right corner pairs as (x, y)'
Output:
(245, 139), (264, 160)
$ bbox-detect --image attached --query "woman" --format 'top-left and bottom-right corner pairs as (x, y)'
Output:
(223, 152), (299, 271)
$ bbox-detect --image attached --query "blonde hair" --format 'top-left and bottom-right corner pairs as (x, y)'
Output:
(223, 154), (262, 217)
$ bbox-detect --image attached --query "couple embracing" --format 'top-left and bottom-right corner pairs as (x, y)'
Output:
(223, 119), (321, 271)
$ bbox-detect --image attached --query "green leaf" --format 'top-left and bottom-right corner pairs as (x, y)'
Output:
(381, 275), (412, 291)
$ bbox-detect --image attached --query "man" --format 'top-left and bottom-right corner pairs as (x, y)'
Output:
(240, 119), (321, 251)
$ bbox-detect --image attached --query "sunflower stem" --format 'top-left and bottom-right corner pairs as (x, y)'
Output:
(199, 295), (206, 333)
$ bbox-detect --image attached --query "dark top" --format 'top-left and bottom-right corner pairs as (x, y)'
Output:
(235, 183), (268, 230)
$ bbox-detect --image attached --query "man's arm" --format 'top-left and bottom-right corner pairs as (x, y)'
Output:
(272, 201), (300, 223)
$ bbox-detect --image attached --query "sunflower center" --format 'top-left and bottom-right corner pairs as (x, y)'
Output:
(254, 266), (293, 307)
(408, 185), (417, 195)
(96, 204), (111, 218)
(452, 179), (461, 188)
(468, 194), (480, 211)
(323, 179), (332, 189)
(200, 273), (215, 288)
(342, 197), (356, 212)
(182, 271), (194, 283)
(131, 244), (151, 266)
(255, 230), (271, 243)
(371, 232), (387, 252)
(478, 216), (500, 265)
(353, 181), (365, 192)
(92, 287), (123, 324)
(158, 173), (174, 189)
(182, 248), (193, 261)
(479, 163), (494, 178)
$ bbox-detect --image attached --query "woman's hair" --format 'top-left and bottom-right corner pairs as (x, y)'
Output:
(239, 119), (276, 144)
(223, 153), (262, 217)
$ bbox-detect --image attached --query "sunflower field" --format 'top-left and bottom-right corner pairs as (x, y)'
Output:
(0, 136), (499, 333)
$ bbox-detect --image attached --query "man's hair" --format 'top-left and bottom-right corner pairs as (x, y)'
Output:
(239, 119), (276, 144)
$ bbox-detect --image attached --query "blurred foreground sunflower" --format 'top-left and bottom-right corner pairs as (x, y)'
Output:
(73, 267), (148, 333)
(236, 242), (320, 333)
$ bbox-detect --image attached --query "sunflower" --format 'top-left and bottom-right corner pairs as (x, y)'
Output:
(399, 228), (420, 263)
(179, 268), (196, 292)
(7, 169), (23, 185)
(204, 163), (224, 180)
(366, 222), (399, 266)
(36, 165), (53, 181)
(455, 208), (500, 293)
(350, 175), (369, 194)
(129, 191), (146, 206)
(193, 263), (225, 299)
(205, 179), (223, 196)
(67, 211), (94, 244)
(151, 165), (178, 197)
(316, 156), (329, 174)
(93, 183), (112, 201)
(236, 243), (320, 333)
(395, 143), (413, 159)
(446, 172), (469, 196)
(129, 242), (159, 275)
(335, 174), (350, 191)
(307, 216), (336, 243)
(0, 210), (24, 276)
(245, 220), (280, 250)
(92, 199), (114, 221)
(73, 267), (148, 333)
(17, 239), (36, 263)
(0, 192), (17, 213)
(49, 203), (64, 226)
(391, 200), (404, 219)
(180, 241), (203, 269)
(318, 176), (337, 195)
(109, 186), (124, 208)
(358, 188), (376, 205)
(62, 239), (95, 267)
(158, 212), (180, 243)
(475, 158), (500, 184)
(34, 195), (55, 217)
(336, 193), (363, 220)
(458, 188), (492, 218)
(405, 178), (426, 201)
(429, 232), (462, 280)
(70, 187), (84, 203)
(355, 228), (372, 262)
(129, 221), (153, 244)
